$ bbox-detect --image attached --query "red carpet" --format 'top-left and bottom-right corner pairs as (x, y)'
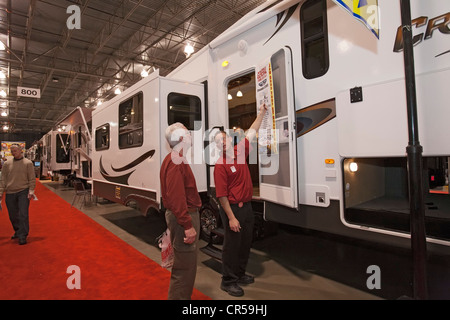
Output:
(0, 180), (210, 300)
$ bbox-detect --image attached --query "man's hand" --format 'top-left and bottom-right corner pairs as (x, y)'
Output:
(184, 227), (197, 244)
(260, 103), (268, 113)
(229, 217), (241, 233)
(28, 191), (37, 200)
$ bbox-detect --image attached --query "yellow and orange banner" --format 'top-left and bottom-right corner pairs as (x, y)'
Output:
(256, 59), (278, 154)
(1, 141), (26, 158)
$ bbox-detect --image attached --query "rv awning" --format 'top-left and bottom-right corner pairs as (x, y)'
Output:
(209, 0), (304, 49)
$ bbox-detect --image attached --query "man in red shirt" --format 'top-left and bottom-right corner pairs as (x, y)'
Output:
(214, 104), (268, 296)
(160, 122), (201, 300)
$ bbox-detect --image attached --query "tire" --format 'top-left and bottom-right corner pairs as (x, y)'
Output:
(199, 204), (222, 243)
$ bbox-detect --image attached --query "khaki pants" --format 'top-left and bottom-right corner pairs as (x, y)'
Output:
(165, 209), (200, 300)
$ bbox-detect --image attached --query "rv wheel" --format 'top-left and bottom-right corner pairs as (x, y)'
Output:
(199, 205), (222, 244)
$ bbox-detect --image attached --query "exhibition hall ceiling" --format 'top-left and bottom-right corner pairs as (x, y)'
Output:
(0, 0), (267, 134)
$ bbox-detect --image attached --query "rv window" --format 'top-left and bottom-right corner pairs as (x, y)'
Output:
(56, 134), (70, 163)
(168, 93), (201, 130)
(300, 0), (329, 79)
(95, 124), (110, 151)
(119, 92), (144, 149)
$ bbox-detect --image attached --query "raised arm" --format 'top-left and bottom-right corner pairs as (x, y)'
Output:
(245, 103), (268, 144)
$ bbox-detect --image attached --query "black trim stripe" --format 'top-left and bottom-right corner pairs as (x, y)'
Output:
(436, 49), (450, 58)
(257, 0), (284, 13)
(111, 149), (155, 172)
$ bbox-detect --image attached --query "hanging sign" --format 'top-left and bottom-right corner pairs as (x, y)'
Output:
(17, 86), (41, 99)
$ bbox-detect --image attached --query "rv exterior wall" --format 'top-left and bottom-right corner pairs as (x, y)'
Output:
(86, 0), (450, 248)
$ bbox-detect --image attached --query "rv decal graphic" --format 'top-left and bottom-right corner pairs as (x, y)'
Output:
(393, 12), (450, 53)
(99, 149), (155, 185)
(296, 99), (336, 138)
(264, 3), (299, 45)
(111, 150), (155, 172)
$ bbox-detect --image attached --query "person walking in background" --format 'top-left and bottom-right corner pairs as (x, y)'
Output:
(0, 144), (36, 245)
(160, 122), (201, 300)
(213, 103), (268, 297)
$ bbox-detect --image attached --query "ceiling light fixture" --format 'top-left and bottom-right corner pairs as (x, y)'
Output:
(141, 69), (149, 78)
(237, 90), (243, 97)
(114, 88), (121, 95)
(184, 43), (194, 58)
(0, 90), (6, 98)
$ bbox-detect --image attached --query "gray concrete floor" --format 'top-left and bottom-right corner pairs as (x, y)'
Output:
(42, 180), (382, 300)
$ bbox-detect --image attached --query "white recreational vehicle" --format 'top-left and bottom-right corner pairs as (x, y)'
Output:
(41, 129), (72, 179)
(57, 106), (93, 183)
(91, 0), (450, 250)
(42, 106), (93, 183)
(91, 73), (207, 214)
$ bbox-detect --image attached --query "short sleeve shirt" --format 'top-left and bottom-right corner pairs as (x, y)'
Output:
(214, 138), (253, 204)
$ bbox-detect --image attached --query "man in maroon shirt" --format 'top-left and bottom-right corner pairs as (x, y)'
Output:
(160, 122), (201, 300)
(214, 104), (268, 296)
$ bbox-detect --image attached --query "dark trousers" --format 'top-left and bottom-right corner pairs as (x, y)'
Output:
(219, 202), (254, 285)
(165, 209), (200, 300)
(5, 189), (30, 240)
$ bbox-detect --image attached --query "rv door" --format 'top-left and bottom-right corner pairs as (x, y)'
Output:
(257, 48), (298, 208)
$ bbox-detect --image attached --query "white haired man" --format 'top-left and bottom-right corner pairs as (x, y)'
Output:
(160, 122), (201, 300)
(0, 143), (36, 245)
